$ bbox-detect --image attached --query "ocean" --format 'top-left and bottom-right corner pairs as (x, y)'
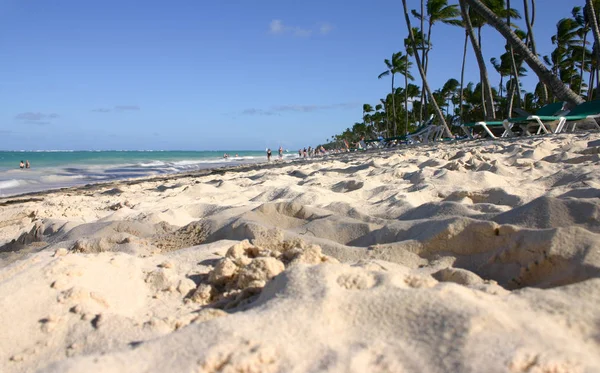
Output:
(0, 150), (295, 197)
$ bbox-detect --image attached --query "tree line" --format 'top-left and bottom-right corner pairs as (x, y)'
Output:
(325, 0), (600, 147)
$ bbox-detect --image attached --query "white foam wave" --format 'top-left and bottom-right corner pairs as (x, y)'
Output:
(138, 161), (167, 167)
(0, 179), (21, 189)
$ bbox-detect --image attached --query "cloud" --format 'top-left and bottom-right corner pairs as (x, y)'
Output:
(15, 112), (59, 121)
(272, 103), (360, 112)
(240, 102), (359, 116)
(114, 105), (140, 111)
(269, 19), (332, 37)
(269, 20), (285, 34)
(241, 108), (279, 116)
(91, 105), (140, 112)
(319, 23), (334, 35)
(14, 112), (59, 125)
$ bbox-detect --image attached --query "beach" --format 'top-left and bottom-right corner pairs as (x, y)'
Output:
(0, 150), (283, 197)
(1, 133), (600, 372)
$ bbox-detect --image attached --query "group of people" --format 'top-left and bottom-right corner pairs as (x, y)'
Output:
(266, 146), (285, 162)
(297, 146), (327, 158)
(19, 160), (30, 169)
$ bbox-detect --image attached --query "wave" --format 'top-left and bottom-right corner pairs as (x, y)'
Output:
(0, 179), (21, 189)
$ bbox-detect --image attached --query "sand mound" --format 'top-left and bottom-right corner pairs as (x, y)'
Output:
(189, 239), (337, 309)
(493, 195), (600, 232)
(40, 264), (600, 373)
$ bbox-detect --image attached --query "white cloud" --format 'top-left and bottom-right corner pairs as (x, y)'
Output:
(14, 112), (59, 124)
(319, 23), (333, 35)
(269, 20), (332, 37)
(269, 19), (285, 34)
(114, 105), (140, 111)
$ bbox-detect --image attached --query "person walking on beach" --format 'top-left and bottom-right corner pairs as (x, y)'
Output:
(278, 146), (283, 160)
(25, 160), (30, 169)
(267, 148), (272, 162)
(19, 161), (24, 169)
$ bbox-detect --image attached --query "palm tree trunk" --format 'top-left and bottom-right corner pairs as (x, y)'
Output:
(586, 0), (600, 97)
(391, 75), (397, 137)
(459, 1), (496, 119)
(402, 0), (452, 138)
(507, 0), (522, 112)
(419, 0), (426, 126)
(507, 79), (516, 118)
(508, 51), (521, 108)
(423, 21), (434, 120)
(385, 106), (391, 136)
(464, 0), (584, 108)
(589, 66), (596, 101)
(597, 67), (599, 98)
(405, 63), (409, 135)
(477, 28), (487, 117)
(579, 29), (588, 96)
(460, 31), (468, 121)
(523, 0), (548, 104)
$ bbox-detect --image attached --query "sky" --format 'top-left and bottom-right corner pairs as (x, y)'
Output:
(0, 0), (579, 151)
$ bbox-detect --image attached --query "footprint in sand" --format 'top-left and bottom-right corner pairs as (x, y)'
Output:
(199, 340), (278, 373)
(336, 271), (377, 290)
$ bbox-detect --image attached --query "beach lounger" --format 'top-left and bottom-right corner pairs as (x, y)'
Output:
(502, 102), (568, 136)
(505, 100), (600, 135)
(406, 115), (444, 144)
(460, 120), (507, 139)
(375, 115), (436, 147)
(461, 102), (566, 139)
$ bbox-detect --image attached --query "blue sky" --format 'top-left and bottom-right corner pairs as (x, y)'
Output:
(0, 0), (579, 150)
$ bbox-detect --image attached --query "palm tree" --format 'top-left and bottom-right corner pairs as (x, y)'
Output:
(586, 0), (600, 97)
(400, 54), (415, 135)
(552, 17), (584, 88)
(378, 53), (402, 136)
(404, 30), (428, 124)
(523, 0), (548, 103)
(459, 1), (496, 119)
(458, 20), (469, 122)
(362, 104), (373, 126)
(490, 55), (512, 98)
(572, 6), (590, 96)
(379, 98), (391, 136)
(441, 78), (460, 115)
(402, 0), (452, 137)
(412, 0), (461, 121)
(463, 0), (584, 108)
(413, 0), (462, 74)
(506, 0), (524, 112)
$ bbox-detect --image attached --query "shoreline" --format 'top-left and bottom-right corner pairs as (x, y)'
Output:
(0, 148), (388, 202)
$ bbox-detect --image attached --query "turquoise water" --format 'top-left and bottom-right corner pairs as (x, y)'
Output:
(0, 150), (294, 197)
(0, 150), (265, 170)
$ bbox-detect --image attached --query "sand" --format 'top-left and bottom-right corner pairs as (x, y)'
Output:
(1, 132), (600, 372)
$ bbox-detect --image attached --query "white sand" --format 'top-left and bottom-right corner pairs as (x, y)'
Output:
(1, 133), (600, 372)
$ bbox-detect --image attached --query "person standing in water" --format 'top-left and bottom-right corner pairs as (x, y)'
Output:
(267, 148), (272, 162)
(278, 146), (283, 160)
(19, 161), (24, 169)
(25, 160), (30, 169)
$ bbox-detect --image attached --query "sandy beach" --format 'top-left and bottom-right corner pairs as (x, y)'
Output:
(1, 133), (600, 372)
